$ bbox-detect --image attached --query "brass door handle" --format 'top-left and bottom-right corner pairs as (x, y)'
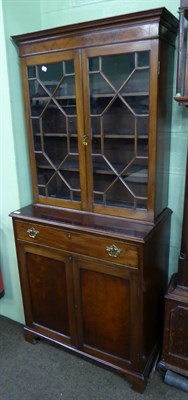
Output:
(83, 134), (88, 146)
(106, 244), (122, 258)
(27, 227), (39, 239)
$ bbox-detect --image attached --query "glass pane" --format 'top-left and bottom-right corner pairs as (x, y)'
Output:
(103, 98), (135, 136)
(137, 51), (150, 67)
(121, 69), (150, 94)
(90, 74), (113, 97)
(88, 50), (150, 211)
(35, 153), (52, 170)
(69, 137), (78, 152)
(105, 180), (135, 208)
(123, 159), (148, 203)
(37, 62), (63, 93)
(33, 135), (41, 152)
(47, 173), (71, 199)
(57, 99), (77, 117)
(103, 139), (135, 170)
(68, 116), (77, 134)
(28, 66), (36, 78)
(90, 95), (114, 116)
(91, 116), (100, 136)
(42, 102), (66, 134)
(137, 116), (149, 136)
(37, 169), (54, 186)
(29, 79), (48, 98)
(31, 118), (40, 134)
(28, 60), (80, 202)
(65, 60), (74, 75)
(43, 137), (67, 167)
(38, 187), (46, 196)
(102, 53), (135, 89)
(137, 139), (148, 157)
(60, 154), (79, 172)
(124, 96), (149, 115)
(89, 57), (99, 72)
(55, 75), (76, 98)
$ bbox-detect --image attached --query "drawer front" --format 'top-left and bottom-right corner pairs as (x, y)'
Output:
(14, 220), (140, 268)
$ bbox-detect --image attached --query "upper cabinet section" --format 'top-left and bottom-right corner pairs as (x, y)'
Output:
(12, 8), (178, 222)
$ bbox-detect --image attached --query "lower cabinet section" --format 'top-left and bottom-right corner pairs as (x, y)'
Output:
(11, 207), (171, 393)
(17, 242), (140, 367)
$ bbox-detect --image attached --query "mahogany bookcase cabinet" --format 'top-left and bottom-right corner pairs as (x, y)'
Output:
(10, 8), (178, 392)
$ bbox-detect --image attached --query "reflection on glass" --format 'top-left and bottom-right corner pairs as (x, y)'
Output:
(38, 62), (63, 92)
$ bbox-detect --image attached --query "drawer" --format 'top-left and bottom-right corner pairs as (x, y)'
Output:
(14, 220), (139, 268)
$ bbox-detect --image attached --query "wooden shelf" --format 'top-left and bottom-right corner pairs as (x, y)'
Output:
(33, 132), (148, 139)
(92, 134), (148, 139)
(31, 92), (149, 102)
(34, 132), (77, 137)
(91, 92), (149, 98)
(36, 162), (148, 184)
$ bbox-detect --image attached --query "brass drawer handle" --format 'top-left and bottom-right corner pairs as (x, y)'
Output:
(27, 227), (39, 239)
(106, 244), (122, 258)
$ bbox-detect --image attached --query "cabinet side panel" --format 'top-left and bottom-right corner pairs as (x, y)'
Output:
(155, 40), (175, 217)
(142, 212), (171, 358)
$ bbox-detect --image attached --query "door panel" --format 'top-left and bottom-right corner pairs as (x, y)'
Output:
(73, 258), (140, 368)
(17, 243), (76, 345)
(27, 252), (69, 334)
(22, 50), (87, 209)
(82, 42), (158, 218)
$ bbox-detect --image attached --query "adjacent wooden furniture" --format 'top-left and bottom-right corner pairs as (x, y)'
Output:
(174, 0), (188, 106)
(10, 8), (178, 392)
(159, 159), (188, 377)
(159, 1), (188, 379)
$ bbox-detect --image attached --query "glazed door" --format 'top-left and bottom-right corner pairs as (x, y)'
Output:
(73, 258), (140, 370)
(22, 50), (87, 210)
(82, 41), (158, 219)
(16, 243), (77, 346)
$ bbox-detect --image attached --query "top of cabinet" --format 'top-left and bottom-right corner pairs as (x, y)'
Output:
(12, 7), (178, 57)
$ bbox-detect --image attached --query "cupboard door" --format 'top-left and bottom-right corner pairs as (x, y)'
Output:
(82, 42), (158, 219)
(16, 243), (76, 346)
(22, 50), (87, 209)
(73, 258), (140, 370)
